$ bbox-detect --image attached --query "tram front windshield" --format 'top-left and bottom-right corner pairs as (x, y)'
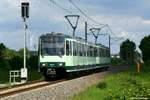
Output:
(41, 36), (64, 56)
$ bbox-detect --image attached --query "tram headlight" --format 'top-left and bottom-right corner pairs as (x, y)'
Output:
(59, 63), (63, 66)
(42, 63), (46, 67)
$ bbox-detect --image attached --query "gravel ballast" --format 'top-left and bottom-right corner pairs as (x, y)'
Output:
(1, 71), (108, 100)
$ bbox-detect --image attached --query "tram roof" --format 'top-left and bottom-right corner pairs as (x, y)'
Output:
(40, 32), (109, 49)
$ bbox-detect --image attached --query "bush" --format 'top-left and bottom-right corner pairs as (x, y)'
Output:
(9, 56), (23, 69)
(96, 82), (107, 89)
(111, 58), (127, 65)
(27, 55), (38, 69)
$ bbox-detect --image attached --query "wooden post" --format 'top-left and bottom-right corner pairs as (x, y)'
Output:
(137, 63), (140, 73)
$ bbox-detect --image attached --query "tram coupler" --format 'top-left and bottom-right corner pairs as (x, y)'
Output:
(47, 68), (56, 75)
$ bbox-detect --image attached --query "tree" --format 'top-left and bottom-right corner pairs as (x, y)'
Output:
(18, 48), (30, 58)
(4, 49), (19, 59)
(120, 39), (136, 64)
(139, 35), (150, 62)
(0, 43), (6, 59)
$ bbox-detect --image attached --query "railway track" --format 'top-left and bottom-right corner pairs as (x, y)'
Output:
(0, 79), (66, 98)
(0, 66), (128, 99)
(0, 69), (101, 98)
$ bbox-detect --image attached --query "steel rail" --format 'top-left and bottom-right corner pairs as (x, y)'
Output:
(0, 79), (66, 98)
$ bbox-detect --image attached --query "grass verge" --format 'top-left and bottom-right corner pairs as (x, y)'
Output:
(71, 64), (150, 100)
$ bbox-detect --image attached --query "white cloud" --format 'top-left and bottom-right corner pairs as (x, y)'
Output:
(142, 20), (150, 25)
(120, 31), (128, 38)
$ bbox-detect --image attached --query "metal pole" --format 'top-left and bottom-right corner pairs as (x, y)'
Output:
(73, 28), (75, 37)
(109, 35), (110, 49)
(95, 36), (98, 44)
(109, 35), (111, 56)
(85, 22), (87, 41)
(23, 18), (26, 69)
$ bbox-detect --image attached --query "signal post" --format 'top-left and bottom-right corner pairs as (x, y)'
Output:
(21, 1), (29, 83)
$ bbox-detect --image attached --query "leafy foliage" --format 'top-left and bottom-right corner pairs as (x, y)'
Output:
(139, 35), (150, 62)
(9, 56), (23, 69)
(96, 82), (107, 89)
(111, 58), (127, 65)
(18, 48), (30, 58)
(120, 39), (136, 64)
(27, 55), (38, 69)
(0, 43), (6, 59)
(0, 42), (38, 69)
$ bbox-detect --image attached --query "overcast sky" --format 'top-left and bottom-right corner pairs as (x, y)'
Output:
(0, 0), (150, 54)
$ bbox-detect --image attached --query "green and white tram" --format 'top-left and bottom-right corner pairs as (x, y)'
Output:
(38, 33), (110, 78)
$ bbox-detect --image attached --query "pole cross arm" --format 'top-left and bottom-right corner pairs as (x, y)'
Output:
(65, 15), (80, 37)
(90, 28), (101, 37)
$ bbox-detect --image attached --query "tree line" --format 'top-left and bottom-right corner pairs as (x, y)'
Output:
(120, 35), (150, 64)
(0, 44), (38, 70)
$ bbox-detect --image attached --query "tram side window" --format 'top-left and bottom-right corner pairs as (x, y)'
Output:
(104, 49), (106, 57)
(102, 49), (104, 57)
(79, 43), (82, 56)
(87, 45), (90, 57)
(82, 44), (84, 56)
(106, 50), (108, 57)
(66, 40), (69, 56)
(92, 47), (94, 57)
(77, 43), (80, 56)
(75, 42), (77, 56)
(103, 49), (106, 57)
(89, 46), (91, 57)
(107, 50), (110, 57)
(87, 46), (89, 57)
(73, 42), (76, 56)
(84, 44), (86, 56)
(70, 41), (72, 56)
(101, 49), (103, 57)
(77, 43), (79, 56)
(90, 46), (92, 57)
(97, 48), (99, 57)
(90, 46), (93, 57)
(81, 44), (83, 56)
(84, 44), (87, 56)
(94, 47), (97, 57)
(98, 48), (100, 57)
(105, 50), (106, 57)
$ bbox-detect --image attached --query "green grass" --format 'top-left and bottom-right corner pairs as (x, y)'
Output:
(71, 64), (150, 100)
